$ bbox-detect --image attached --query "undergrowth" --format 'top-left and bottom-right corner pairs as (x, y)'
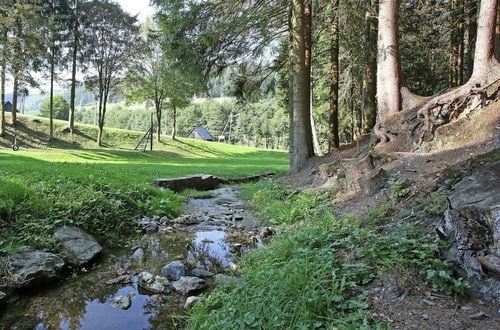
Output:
(188, 180), (468, 329)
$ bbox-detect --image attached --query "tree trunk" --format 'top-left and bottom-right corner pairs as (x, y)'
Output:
(328, 0), (340, 152)
(171, 105), (177, 140)
(287, 4), (294, 164)
(69, 13), (78, 132)
(457, 0), (465, 85)
(156, 103), (162, 142)
(0, 31), (6, 137)
(466, 0), (477, 79)
(450, 0), (458, 86)
(495, 3), (500, 60)
(470, 0), (499, 82)
(49, 48), (55, 142)
(12, 74), (18, 125)
(362, 0), (378, 134)
(376, 0), (401, 123)
(290, 0), (314, 173)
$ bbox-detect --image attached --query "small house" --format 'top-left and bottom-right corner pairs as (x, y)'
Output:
(3, 101), (14, 113)
(186, 127), (215, 141)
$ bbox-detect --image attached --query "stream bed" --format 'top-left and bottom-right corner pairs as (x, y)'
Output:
(0, 187), (265, 330)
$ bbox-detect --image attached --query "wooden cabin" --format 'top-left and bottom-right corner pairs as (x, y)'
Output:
(186, 127), (215, 141)
(3, 101), (15, 113)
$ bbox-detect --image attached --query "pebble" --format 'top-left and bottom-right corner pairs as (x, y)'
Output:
(422, 299), (435, 306)
(469, 311), (490, 320)
(422, 314), (429, 320)
(460, 306), (473, 311)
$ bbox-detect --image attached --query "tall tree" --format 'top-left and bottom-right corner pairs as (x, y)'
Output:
(328, 0), (339, 151)
(376, 0), (401, 123)
(362, 0), (378, 134)
(290, 0), (314, 172)
(466, 0), (477, 79)
(42, 0), (69, 141)
(68, 0), (82, 132)
(0, 1), (9, 136)
(80, 0), (139, 146)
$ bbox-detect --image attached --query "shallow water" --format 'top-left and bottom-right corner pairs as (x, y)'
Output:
(0, 186), (258, 330)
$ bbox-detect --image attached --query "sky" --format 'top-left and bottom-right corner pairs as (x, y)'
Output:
(115, 0), (156, 22)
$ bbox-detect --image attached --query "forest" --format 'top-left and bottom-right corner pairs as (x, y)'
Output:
(0, 0), (499, 329)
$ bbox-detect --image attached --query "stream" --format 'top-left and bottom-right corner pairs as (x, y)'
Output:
(0, 186), (264, 330)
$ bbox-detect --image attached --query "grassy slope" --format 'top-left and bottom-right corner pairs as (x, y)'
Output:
(0, 114), (288, 254)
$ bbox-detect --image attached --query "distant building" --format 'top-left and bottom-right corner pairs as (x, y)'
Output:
(3, 101), (15, 112)
(186, 127), (215, 141)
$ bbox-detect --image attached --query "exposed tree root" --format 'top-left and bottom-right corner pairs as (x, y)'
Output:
(417, 78), (500, 144)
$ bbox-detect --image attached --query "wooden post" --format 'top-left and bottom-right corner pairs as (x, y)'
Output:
(150, 112), (153, 151)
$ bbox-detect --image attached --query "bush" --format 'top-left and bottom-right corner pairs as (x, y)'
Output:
(40, 95), (70, 120)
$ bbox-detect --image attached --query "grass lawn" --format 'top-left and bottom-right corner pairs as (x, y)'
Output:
(0, 114), (288, 255)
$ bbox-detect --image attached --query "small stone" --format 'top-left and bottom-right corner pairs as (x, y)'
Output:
(184, 296), (201, 308)
(110, 293), (135, 310)
(161, 261), (186, 280)
(132, 248), (145, 262)
(422, 299), (435, 306)
(228, 262), (238, 272)
(145, 222), (159, 233)
(422, 314), (429, 320)
(469, 311), (490, 320)
(461, 306), (473, 311)
(192, 268), (214, 278)
(172, 276), (206, 295)
(105, 275), (132, 285)
(137, 272), (170, 293)
(151, 294), (164, 303)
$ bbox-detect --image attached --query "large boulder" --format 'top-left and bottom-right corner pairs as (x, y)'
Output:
(53, 226), (102, 266)
(442, 160), (500, 304)
(7, 247), (65, 288)
(161, 261), (185, 280)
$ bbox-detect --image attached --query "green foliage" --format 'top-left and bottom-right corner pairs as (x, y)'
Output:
(242, 180), (331, 225)
(0, 166), (182, 254)
(189, 183), (468, 328)
(389, 179), (411, 200)
(40, 95), (70, 120)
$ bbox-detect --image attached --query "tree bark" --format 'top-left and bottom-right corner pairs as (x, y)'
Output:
(470, 0), (499, 82)
(450, 0), (459, 86)
(0, 31), (6, 137)
(49, 47), (55, 142)
(457, 0), (465, 85)
(466, 0), (477, 79)
(171, 105), (177, 140)
(12, 74), (18, 125)
(290, 0), (314, 172)
(69, 3), (78, 132)
(156, 103), (162, 142)
(287, 4), (294, 164)
(328, 0), (340, 151)
(376, 0), (402, 123)
(362, 0), (378, 134)
(495, 3), (500, 60)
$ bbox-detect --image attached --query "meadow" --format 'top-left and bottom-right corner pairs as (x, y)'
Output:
(0, 114), (288, 254)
